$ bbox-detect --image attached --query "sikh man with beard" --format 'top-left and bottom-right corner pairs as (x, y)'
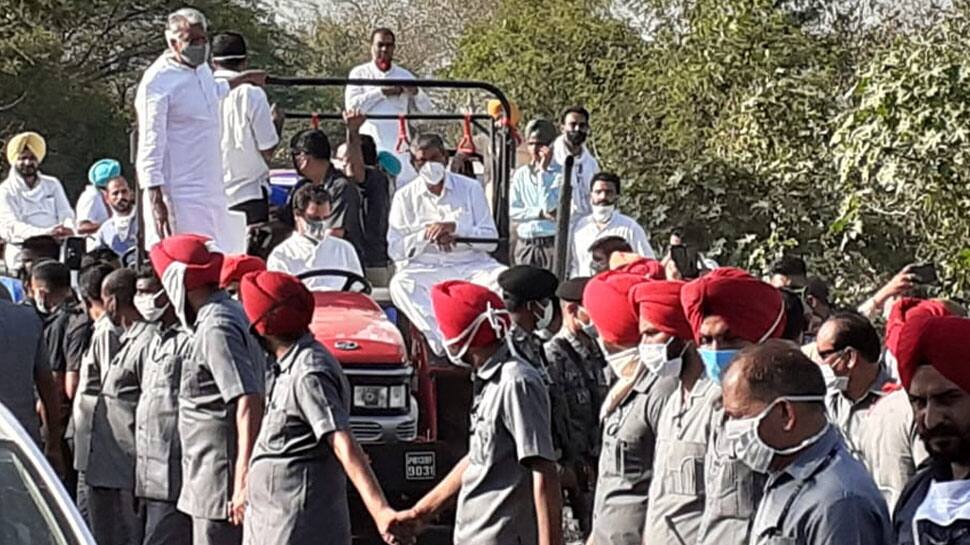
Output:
(92, 175), (138, 259)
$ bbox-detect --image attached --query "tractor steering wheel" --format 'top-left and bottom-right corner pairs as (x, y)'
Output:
(295, 268), (373, 295)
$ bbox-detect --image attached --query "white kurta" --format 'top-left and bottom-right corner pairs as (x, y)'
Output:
(345, 62), (433, 153)
(387, 172), (506, 355)
(552, 135), (598, 219)
(75, 185), (110, 225)
(569, 212), (655, 277)
(214, 69), (279, 207)
(267, 232), (363, 292)
(135, 54), (232, 249)
(0, 170), (75, 270)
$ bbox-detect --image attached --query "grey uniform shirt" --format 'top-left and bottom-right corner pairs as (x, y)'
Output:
(135, 323), (193, 502)
(244, 335), (352, 545)
(0, 300), (49, 444)
(645, 376), (719, 545)
(454, 346), (556, 545)
(178, 291), (266, 520)
(825, 365), (894, 460)
(858, 388), (929, 510)
(73, 315), (121, 471)
(543, 328), (607, 462)
(87, 320), (157, 489)
(592, 369), (677, 545)
(751, 425), (892, 545)
(698, 393), (769, 545)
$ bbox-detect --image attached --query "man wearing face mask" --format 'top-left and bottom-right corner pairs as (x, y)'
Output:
(268, 184), (363, 291)
(582, 271), (677, 545)
(135, 8), (267, 249)
(815, 313), (896, 457)
(721, 340), (891, 545)
(552, 106), (597, 220)
(397, 280), (562, 545)
(92, 176), (138, 259)
(569, 173), (654, 278)
(680, 267), (786, 545)
(149, 235), (266, 545)
(543, 277), (606, 540)
(632, 279), (716, 545)
(893, 315), (970, 545)
(0, 131), (75, 271)
(133, 266), (194, 545)
(387, 133), (506, 357)
(510, 119), (561, 269)
(86, 268), (152, 545)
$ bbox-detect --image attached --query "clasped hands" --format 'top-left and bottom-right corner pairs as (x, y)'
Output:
(375, 507), (428, 545)
(424, 221), (457, 252)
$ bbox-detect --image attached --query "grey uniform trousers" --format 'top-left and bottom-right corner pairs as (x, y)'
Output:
(142, 500), (191, 545)
(192, 516), (242, 545)
(88, 486), (144, 545)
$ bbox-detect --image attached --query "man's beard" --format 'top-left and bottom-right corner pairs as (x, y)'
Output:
(114, 200), (133, 215)
(16, 165), (37, 177)
(921, 425), (970, 464)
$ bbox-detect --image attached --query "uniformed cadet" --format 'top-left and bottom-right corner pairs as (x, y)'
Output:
(133, 266), (194, 545)
(402, 280), (562, 545)
(582, 271), (677, 545)
(543, 276), (606, 538)
(679, 267), (787, 545)
(149, 235), (266, 545)
(721, 341), (891, 545)
(219, 254), (265, 299)
(892, 315), (970, 545)
(72, 262), (121, 524)
(239, 270), (414, 545)
(631, 280), (718, 545)
(86, 268), (151, 545)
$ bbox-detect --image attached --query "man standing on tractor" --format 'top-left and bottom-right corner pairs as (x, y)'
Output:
(398, 280), (562, 545)
(345, 27), (433, 174)
(552, 106), (598, 220)
(387, 133), (506, 357)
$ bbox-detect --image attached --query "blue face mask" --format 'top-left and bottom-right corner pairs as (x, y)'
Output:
(698, 348), (740, 384)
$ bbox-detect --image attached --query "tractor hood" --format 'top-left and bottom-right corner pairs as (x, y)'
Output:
(309, 291), (407, 365)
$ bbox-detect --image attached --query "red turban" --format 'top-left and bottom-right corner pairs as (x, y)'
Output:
(220, 254), (266, 289)
(582, 271), (646, 346)
(629, 280), (693, 340)
(431, 280), (508, 349)
(240, 270), (315, 336)
(149, 234), (224, 290)
(680, 267), (785, 344)
(885, 298), (955, 357)
(896, 315), (970, 393)
(613, 256), (665, 280)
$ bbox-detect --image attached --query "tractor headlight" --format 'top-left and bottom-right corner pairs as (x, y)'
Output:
(354, 385), (389, 409)
(388, 384), (408, 409)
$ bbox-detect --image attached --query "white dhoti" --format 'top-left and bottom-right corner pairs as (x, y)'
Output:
(390, 256), (506, 355)
(142, 187), (232, 250)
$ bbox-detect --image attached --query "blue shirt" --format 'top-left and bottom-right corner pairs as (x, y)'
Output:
(94, 214), (138, 258)
(509, 163), (561, 239)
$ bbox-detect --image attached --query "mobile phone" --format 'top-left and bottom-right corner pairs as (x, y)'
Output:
(909, 263), (938, 285)
(670, 244), (699, 279)
(63, 237), (86, 271)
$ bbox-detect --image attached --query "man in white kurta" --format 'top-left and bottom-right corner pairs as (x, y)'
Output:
(268, 235), (363, 292)
(387, 161), (506, 356)
(569, 172), (654, 277)
(135, 9), (265, 252)
(0, 132), (75, 271)
(552, 106), (599, 220)
(346, 28), (432, 185)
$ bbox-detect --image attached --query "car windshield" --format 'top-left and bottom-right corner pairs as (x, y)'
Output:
(0, 439), (70, 545)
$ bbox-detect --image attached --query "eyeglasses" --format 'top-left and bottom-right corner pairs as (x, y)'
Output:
(817, 346), (849, 361)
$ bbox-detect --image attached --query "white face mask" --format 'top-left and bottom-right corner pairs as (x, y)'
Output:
(603, 344), (641, 380)
(161, 262), (190, 330)
(638, 338), (683, 378)
(301, 217), (328, 241)
(420, 161), (446, 186)
(533, 299), (555, 332)
(591, 203), (615, 223)
(724, 396), (828, 473)
(442, 303), (509, 369)
(819, 363), (849, 392)
(33, 295), (50, 314)
(134, 289), (169, 323)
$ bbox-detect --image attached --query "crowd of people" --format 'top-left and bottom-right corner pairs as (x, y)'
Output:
(0, 5), (968, 545)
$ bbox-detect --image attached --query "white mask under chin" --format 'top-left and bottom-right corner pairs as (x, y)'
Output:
(591, 204), (615, 223)
(420, 161), (446, 186)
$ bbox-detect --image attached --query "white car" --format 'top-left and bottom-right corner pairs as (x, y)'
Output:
(0, 402), (94, 544)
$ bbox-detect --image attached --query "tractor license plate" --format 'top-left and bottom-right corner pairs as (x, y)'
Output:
(405, 452), (436, 481)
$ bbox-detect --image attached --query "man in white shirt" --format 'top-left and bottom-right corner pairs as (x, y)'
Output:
(552, 106), (598, 220)
(569, 172), (654, 277)
(268, 184), (363, 292)
(0, 131), (75, 271)
(135, 8), (266, 250)
(76, 159), (117, 235)
(92, 177), (138, 262)
(212, 32), (281, 226)
(387, 134), (506, 356)
(346, 28), (432, 164)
